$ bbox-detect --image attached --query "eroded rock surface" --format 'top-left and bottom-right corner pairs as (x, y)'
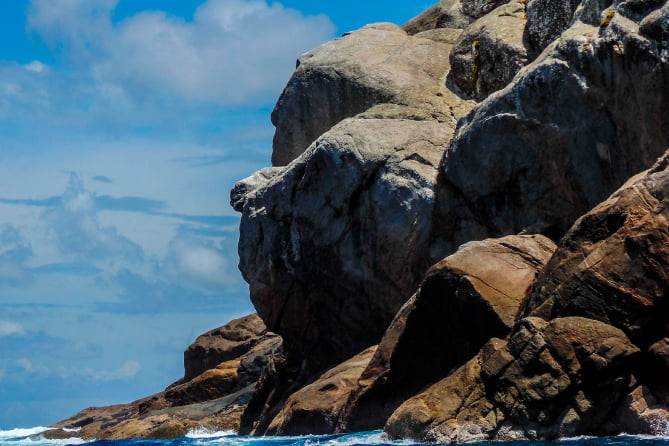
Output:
(270, 23), (472, 166)
(386, 317), (640, 442)
(266, 347), (377, 435)
(337, 235), (556, 432)
(236, 117), (455, 371)
(522, 154), (669, 348)
(436, 1), (669, 252)
(449, 1), (528, 100)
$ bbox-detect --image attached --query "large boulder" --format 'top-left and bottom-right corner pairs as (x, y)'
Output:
(403, 0), (512, 34)
(183, 314), (268, 381)
(522, 153), (669, 349)
(449, 1), (529, 100)
(265, 346), (377, 435)
(270, 23), (473, 166)
(386, 317), (640, 442)
(435, 1), (669, 253)
(234, 117), (455, 371)
(337, 234), (556, 432)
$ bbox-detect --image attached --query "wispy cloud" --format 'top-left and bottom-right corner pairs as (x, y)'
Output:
(0, 321), (25, 337)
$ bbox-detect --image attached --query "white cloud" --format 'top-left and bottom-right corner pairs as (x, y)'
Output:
(0, 321), (25, 337)
(24, 61), (46, 73)
(80, 360), (141, 381)
(25, 0), (335, 108)
(164, 233), (238, 291)
(41, 173), (144, 265)
(16, 358), (35, 373)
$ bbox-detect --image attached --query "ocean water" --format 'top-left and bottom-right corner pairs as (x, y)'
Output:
(3, 427), (669, 446)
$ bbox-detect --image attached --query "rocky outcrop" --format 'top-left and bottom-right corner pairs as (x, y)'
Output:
(403, 0), (512, 34)
(183, 314), (269, 381)
(386, 317), (640, 442)
(235, 117), (456, 371)
(47, 315), (281, 440)
(385, 152), (669, 441)
(448, 1), (528, 100)
(337, 235), (556, 432)
(270, 22), (474, 166)
(522, 155), (669, 348)
(436, 1), (669, 252)
(265, 346), (377, 435)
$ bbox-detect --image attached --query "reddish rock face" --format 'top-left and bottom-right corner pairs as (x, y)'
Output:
(386, 317), (640, 442)
(183, 314), (269, 381)
(523, 155), (669, 348)
(337, 234), (556, 432)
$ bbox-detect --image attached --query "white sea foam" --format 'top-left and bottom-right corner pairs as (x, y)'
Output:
(0, 428), (49, 439)
(186, 427), (236, 439)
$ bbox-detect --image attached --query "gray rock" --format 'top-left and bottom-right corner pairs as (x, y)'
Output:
(435, 1), (669, 253)
(271, 23), (465, 166)
(235, 117), (455, 370)
(449, 1), (529, 99)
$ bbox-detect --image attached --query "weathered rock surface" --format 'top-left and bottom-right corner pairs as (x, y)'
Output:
(522, 155), (669, 348)
(386, 317), (640, 442)
(449, 1), (528, 100)
(436, 2), (669, 252)
(183, 314), (269, 381)
(49, 315), (281, 440)
(270, 22), (473, 166)
(403, 0), (512, 34)
(265, 346), (377, 436)
(337, 235), (556, 432)
(235, 117), (456, 370)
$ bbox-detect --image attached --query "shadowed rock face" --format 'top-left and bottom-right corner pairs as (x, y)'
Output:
(235, 117), (455, 371)
(337, 235), (556, 432)
(385, 152), (669, 442)
(523, 154), (669, 349)
(386, 317), (640, 442)
(434, 0), (669, 252)
(270, 23), (467, 166)
(183, 314), (269, 381)
(265, 346), (377, 436)
(449, 1), (529, 100)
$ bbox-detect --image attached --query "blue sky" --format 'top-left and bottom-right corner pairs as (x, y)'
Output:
(0, 0), (433, 429)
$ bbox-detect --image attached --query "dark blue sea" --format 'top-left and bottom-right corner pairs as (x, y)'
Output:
(3, 427), (669, 446)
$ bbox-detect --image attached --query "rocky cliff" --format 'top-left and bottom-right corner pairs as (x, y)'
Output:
(52, 0), (669, 441)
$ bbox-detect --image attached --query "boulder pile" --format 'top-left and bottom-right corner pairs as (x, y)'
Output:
(51, 0), (669, 440)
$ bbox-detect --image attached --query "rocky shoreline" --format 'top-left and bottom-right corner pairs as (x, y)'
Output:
(47, 0), (669, 441)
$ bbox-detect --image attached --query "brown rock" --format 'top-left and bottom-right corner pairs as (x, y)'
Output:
(183, 314), (268, 381)
(337, 234), (556, 432)
(522, 154), (669, 348)
(50, 315), (281, 440)
(265, 346), (377, 435)
(386, 317), (640, 442)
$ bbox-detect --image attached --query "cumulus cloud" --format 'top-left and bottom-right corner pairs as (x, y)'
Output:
(24, 0), (334, 109)
(164, 233), (239, 291)
(0, 321), (25, 337)
(41, 173), (144, 265)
